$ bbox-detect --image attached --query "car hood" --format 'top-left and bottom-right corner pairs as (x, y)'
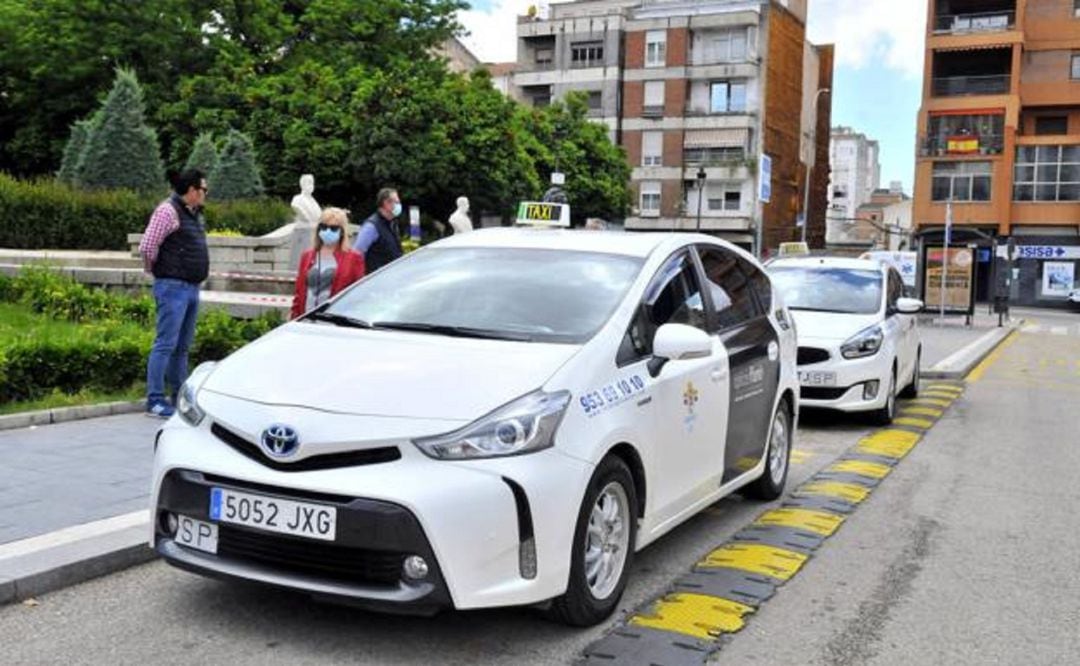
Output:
(201, 322), (581, 420)
(790, 310), (882, 343)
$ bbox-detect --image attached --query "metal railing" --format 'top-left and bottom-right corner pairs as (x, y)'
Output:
(932, 74), (1010, 96)
(921, 134), (1005, 156)
(933, 10), (1015, 33)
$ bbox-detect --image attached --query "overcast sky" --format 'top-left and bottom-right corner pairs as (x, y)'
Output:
(459, 0), (926, 193)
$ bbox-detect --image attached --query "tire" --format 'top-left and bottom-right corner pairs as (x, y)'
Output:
(871, 368), (897, 425)
(900, 350), (920, 399)
(546, 456), (638, 627)
(742, 398), (792, 501)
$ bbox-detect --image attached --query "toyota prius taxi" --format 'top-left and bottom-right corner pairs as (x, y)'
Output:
(768, 257), (922, 424)
(151, 228), (798, 626)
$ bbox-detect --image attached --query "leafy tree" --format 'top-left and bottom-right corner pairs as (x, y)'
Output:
(210, 130), (264, 200)
(76, 69), (165, 193)
(183, 132), (219, 176)
(56, 117), (95, 184)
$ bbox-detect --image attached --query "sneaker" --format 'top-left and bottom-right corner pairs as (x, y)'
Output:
(146, 400), (175, 419)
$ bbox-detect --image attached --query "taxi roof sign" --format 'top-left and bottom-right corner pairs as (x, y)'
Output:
(777, 241), (810, 258)
(516, 201), (570, 228)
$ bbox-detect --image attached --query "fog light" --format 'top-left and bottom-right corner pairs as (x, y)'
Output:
(863, 380), (880, 400)
(519, 537), (537, 580)
(164, 512), (178, 535)
(403, 555), (429, 581)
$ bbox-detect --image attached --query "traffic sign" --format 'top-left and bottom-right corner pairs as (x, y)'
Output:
(759, 154), (772, 204)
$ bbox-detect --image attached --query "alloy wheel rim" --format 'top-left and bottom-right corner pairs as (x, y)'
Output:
(769, 410), (789, 484)
(584, 482), (631, 600)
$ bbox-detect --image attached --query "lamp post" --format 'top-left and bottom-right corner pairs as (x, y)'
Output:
(695, 165), (707, 232)
(801, 87), (831, 244)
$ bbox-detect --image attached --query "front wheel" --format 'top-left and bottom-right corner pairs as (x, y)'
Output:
(871, 368), (897, 425)
(546, 456), (637, 627)
(900, 350), (921, 399)
(743, 398), (792, 500)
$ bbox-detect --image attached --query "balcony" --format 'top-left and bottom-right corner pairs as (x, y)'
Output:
(932, 74), (1010, 96)
(920, 134), (1004, 157)
(933, 10), (1015, 34)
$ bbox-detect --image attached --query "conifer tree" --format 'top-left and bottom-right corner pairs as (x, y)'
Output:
(183, 132), (219, 176)
(209, 130), (264, 200)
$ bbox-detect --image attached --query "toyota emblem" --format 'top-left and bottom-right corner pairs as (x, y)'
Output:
(260, 424), (300, 459)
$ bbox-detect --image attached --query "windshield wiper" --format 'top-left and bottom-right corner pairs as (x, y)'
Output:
(371, 321), (533, 342)
(305, 311), (373, 329)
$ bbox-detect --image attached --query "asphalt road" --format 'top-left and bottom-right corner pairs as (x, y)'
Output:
(2, 310), (1077, 665)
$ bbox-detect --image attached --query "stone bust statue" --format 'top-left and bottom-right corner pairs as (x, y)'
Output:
(290, 174), (321, 227)
(449, 195), (473, 234)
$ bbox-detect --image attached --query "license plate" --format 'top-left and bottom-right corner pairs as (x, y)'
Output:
(799, 371), (837, 387)
(176, 516), (218, 554)
(209, 487), (337, 541)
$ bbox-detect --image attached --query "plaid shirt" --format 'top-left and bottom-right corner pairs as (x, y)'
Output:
(139, 200), (180, 272)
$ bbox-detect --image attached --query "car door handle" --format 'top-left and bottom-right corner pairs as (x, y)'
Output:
(711, 369), (727, 383)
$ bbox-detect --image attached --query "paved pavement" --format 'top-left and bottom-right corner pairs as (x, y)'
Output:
(917, 308), (1014, 369)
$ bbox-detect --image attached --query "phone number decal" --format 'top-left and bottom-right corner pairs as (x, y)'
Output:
(580, 374), (646, 417)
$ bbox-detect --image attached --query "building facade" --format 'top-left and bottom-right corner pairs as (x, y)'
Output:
(828, 126), (881, 223)
(913, 0), (1080, 307)
(513, 0), (833, 253)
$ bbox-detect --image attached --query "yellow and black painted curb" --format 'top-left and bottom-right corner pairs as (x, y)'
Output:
(578, 381), (966, 666)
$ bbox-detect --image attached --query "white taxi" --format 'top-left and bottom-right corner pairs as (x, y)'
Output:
(768, 257), (922, 424)
(151, 229), (798, 626)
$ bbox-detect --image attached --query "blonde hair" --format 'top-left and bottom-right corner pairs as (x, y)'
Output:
(312, 207), (350, 251)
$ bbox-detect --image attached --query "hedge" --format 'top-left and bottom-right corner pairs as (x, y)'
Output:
(0, 173), (293, 250)
(0, 268), (281, 403)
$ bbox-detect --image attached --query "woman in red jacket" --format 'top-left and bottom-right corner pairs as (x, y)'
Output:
(290, 207), (365, 319)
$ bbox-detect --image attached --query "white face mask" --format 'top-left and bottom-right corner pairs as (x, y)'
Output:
(318, 227), (341, 246)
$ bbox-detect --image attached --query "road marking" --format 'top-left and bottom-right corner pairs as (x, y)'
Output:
(753, 508), (844, 536)
(900, 406), (943, 418)
(630, 593), (754, 639)
(795, 481), (871, 504)
(893, 416), (934, 429)
(855, 429), (921, 458)
(967, 330), (1019, 382)
(698, 543), (807, 580)
(827, 459), (892, 479)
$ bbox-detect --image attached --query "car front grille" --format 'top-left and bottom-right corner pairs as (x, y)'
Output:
(800, 386), (849, 400)
(216, 525), (405, 586)
(797, 347), (831, 365)
(211, 422), (402, 472)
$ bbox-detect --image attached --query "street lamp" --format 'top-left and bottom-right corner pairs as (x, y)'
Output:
(801, 87), (830, 244)
(695, 165), (707, 232)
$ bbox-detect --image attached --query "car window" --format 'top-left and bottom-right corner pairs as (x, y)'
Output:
(886, 270), (903, 313)
(617, 252), (706, 364)
(769, 266), (884, 315)
(696, 246), (760, 330)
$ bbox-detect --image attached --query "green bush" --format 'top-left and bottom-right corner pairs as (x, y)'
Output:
(0, 173), (293, 249)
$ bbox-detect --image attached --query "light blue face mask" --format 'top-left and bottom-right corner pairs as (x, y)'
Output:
(391, 202), (403, 218)
(318, 227), (342, 246)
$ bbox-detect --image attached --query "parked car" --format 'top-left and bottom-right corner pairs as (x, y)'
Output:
(151, 228), (799, 626)
(767, 256), (922, 424)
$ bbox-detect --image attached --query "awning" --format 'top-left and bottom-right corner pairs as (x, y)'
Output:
(684, 128), (749, 149)
(933, 42), (1013, 53)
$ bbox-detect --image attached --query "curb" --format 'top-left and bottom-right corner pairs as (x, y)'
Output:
(0, 400), (143, 432)
(0, 512), (155, 605)
(923, 319), (1023, 380)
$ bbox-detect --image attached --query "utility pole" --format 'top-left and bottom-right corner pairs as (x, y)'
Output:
(695, 165), (706, 232)
(940, 197), (952, 322)
(801, 88), (830, 244)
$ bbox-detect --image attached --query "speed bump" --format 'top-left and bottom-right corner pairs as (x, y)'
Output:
(900, 406), (944, 418)
(908, 397), (952, 408)
(730, 524), (826, 556)
(924, 384), (963, 394)
(753, 508), (844, 536)
(826, 459), (892, 479)
(698, 543), (807, 580)
(893, 416), (934, 429)
(630, 593), (755, 639)
(855, 429), (921, 458)
(673, 568), (779, 606)
(795, 481), (871, 504)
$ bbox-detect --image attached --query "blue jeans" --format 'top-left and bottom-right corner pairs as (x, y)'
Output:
(146, 278), (200, 404)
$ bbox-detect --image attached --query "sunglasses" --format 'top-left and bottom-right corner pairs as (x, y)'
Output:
(317, 223), (342, 232)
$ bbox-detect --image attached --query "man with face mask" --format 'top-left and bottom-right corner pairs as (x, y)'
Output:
(353, 187), (405, 272)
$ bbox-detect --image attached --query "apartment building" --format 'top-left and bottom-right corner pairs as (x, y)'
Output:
(513, 0), (834, 253)
(828, 126), (882, 223)
(914, 0), (1080, 307)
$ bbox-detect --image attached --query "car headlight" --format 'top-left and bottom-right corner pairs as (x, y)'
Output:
(413, 390), (571, 460)
(841, 325), (884, 359)
(177, 362), (217, 426)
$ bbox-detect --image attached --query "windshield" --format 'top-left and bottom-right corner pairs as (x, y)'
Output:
(319, 247), (643, 343)
(769, 267), (883, 315)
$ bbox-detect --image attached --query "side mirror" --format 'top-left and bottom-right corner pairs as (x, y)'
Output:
(896, 297), (923, 314)
(648, 324), (712, 377)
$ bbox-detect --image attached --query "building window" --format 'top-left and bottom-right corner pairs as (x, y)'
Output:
(684, 146), (745, 165)
(531, 94), (551, 108)
(1075, 1), (1080, 18)
(640, 182), (661, 215)
(707, 188), (742, 211)
(709, 81), (747, 113)
(646, 30), (667, 67)
(570, 41), (604, 68)
(926, 113), (1004, 155)
(1072, 53), (1080, 79)
(642, 131), (663, 167)
(699, 28), (748, 64)
(587, 90), (603, 114)
(643, 80), (665, 117)
(931, 161), (992, 202)
(1035, 116), (1068, 136)
(1014, 146), (1080, 202)
(535, 47), (553, 67)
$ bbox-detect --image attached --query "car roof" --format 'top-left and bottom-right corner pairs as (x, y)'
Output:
(768, 256), (887, 272)
(431, 227), (728, 259)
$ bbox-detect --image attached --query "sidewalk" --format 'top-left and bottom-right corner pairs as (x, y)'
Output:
(0, 312), (1021, 604)
(918, 308), (1015, 370)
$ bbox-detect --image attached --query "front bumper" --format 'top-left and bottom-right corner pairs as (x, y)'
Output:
(798, 351), (891, 413)
(155, 469), (451, 615)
